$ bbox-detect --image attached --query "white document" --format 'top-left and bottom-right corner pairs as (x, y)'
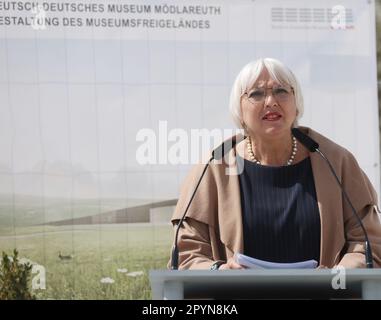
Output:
(235, 253), (318, 269)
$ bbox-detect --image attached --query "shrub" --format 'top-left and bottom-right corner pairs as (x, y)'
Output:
(0, 249), (35, 300)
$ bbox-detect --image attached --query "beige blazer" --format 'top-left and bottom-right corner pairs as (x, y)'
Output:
(169, 126), (381, 269)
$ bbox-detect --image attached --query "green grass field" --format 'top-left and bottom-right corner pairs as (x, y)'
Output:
(0, 223), (173, 299)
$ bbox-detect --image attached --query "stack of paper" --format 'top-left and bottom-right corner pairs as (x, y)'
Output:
(235, 253), (318, 269)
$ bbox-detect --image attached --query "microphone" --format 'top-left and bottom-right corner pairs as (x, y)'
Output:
(291, 128), (374, 268)
(171, 134), (244, 270)
(291, 128), (319, 152)
(212, 134), (243, 160)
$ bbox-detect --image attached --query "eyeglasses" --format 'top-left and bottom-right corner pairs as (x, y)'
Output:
(243, 85), (294, 104)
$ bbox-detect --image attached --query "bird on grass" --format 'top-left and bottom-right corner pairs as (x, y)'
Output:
(58, 251), (74, 260)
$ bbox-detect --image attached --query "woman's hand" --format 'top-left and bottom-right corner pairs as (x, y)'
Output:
(219, 257), (246, 270)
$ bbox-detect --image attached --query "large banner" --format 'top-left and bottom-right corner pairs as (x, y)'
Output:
(0, 0), (379, 299)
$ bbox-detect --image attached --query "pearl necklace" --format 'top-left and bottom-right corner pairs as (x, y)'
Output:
(246, 136), (297, 166)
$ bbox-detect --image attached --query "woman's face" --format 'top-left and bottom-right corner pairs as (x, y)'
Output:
(240, 68), (297, 139)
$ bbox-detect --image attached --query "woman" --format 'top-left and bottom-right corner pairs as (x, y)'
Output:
(169, 58), (381, 270)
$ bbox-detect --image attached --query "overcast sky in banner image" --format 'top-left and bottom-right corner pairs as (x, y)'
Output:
(0, 0), (378, 208)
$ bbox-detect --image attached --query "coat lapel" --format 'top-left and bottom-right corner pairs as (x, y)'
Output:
(307, 128), (345, 266)
(217, 146), (244, 255)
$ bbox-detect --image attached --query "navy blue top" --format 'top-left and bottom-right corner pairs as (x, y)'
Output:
(237, 155), (321, 263)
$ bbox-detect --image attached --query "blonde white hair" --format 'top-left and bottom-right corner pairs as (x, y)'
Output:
(229, 58), (304, 129)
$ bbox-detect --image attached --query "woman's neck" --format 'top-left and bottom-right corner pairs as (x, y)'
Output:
(247, 134), (293, 166)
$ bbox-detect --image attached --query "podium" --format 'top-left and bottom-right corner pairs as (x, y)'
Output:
(149, 269), (381, 300)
